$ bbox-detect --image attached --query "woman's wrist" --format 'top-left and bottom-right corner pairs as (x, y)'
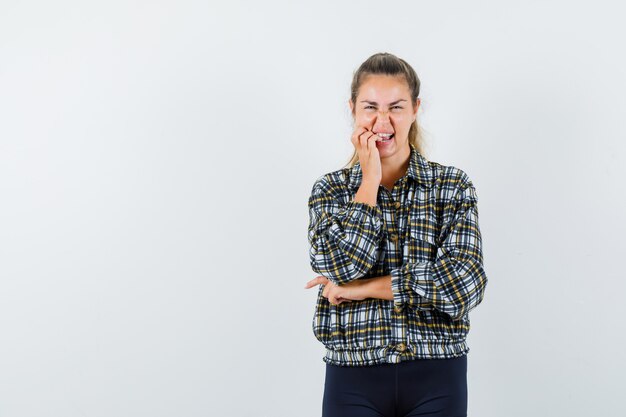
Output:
(365, 275), (394, 301)
(353, 180), (379, 207)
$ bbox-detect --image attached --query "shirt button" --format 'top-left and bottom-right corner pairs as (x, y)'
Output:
(396, 343), (406, 352)
(394, 305), (403, 313)
(394, 201), (401, 209)
(389, 233), (398, 241)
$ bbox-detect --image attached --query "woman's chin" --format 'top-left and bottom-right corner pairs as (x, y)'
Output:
(377, 139), (409, 157)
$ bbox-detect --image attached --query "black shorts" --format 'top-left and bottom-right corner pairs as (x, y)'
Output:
(322, 354), (468, 417)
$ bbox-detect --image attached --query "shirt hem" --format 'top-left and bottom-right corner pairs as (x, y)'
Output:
(322, 339), (469, 367)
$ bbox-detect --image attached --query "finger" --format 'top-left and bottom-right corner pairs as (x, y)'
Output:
(324, 281), (336, 298)
(359, 130), (374, 150)
(317, 275), (329, 283)
(328, 287), (340, 304)
(312, 275), (330, 286)
(351, 126), (367, 149)
(368, 134), (376, 152)
(352, 126), (368, 141)
(352, 128), (366, 152)
(303, 276), (322, 289)
(359, 128), (374, 142)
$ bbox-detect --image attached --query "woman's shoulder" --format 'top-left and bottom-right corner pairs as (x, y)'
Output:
(443, 165), (474, 187)
(426, 160), (481, 211)
(428, 159), (475, 191)
(309, 166), (353, 196)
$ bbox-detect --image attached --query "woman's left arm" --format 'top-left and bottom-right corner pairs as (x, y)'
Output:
(357, 178), (488, 320)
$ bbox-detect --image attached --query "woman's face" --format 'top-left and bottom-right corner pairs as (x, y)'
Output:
(349, 74), (419, 158)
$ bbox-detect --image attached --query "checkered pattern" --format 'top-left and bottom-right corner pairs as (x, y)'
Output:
(307, 144), (488, 366)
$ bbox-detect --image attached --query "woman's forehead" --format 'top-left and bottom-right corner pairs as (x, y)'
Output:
(359, 74), (409, 95)
(358, 86), (410, 103)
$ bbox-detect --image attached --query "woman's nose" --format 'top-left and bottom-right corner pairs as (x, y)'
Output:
(373, 110), (392, 127)
(375, 110), (391, 122)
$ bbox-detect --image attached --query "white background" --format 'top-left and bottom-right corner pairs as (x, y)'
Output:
(1, 1), (624, 416)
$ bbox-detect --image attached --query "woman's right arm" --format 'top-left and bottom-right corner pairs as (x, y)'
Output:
(307, 175), (383, 286)
(308, 126), (383, 285)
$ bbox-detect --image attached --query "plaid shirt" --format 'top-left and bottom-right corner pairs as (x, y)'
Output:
(307, 143), (488, 366)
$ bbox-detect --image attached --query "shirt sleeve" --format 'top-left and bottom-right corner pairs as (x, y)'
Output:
(307, 175), (384, 285)
(390, 177), (488, 320)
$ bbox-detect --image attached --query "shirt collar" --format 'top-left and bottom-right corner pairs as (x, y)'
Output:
(346, 143), (435, 190)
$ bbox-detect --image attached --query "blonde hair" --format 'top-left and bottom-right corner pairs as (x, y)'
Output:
(345, 52), (426, 168)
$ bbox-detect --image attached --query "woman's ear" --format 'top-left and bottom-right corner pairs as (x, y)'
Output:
(412, 98), (420, 121)
(348, 99), (354, 114)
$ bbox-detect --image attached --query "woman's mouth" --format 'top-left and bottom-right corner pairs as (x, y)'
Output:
(375, 133), (394, 143)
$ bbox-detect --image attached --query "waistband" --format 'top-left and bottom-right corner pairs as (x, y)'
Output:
(323, 339), (469, 367)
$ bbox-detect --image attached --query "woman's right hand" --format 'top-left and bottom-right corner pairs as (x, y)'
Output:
(350, 126), (382, 185)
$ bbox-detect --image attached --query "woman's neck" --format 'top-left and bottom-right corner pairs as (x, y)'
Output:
(380, 145), (411, 191)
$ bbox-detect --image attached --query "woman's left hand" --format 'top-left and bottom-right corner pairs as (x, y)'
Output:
(304, 276), (371, 305)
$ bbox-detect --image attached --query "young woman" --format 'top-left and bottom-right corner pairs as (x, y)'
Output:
(304, 52), (488, 417)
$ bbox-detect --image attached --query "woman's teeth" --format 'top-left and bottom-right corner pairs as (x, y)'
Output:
(376, 133), (394, 142)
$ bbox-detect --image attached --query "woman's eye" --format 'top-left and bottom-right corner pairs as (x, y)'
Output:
(363, 105), (403, 110)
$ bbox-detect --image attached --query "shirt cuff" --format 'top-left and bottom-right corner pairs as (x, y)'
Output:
(390, 262), (433, 309)
(343, 200), (383, 228)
